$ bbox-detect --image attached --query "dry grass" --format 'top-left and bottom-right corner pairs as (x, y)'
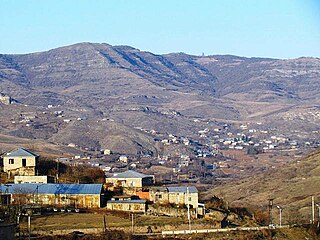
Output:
(19, 212), (186, 232)
(205, 150), (320, 223)
(20, 213), (131, 231)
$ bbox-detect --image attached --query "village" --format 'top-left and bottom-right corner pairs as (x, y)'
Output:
(1, 146), (319, 240)
(3, 102), (319, 187)
(0, 148), (205, 219)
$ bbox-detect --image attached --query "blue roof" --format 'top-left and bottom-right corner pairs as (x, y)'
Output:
(107, 200), (146, 204)
(5, 148), (39, 157)
(167, 186), (198, 193)
(0, 184), (102, 195)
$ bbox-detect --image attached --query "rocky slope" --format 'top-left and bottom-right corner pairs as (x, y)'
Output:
(0, 43), (319, 154)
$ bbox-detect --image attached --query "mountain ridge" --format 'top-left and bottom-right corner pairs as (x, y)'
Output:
(0, 42), (319, 155)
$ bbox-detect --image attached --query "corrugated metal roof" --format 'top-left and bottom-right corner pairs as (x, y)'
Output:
(0, 183), (102, 195)
(6, 148), (39, 157)
(167, 186), (198, 193)
(107, 200), (147, 204)
(111, 170), (153, 179)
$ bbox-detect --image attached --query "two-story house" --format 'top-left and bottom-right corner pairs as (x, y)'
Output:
(106, 170), (154, 194)
(3, 148), (39, 177)
(150, 186), (199, 209)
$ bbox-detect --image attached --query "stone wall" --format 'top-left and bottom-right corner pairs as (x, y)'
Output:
(148, 204), (197, 218)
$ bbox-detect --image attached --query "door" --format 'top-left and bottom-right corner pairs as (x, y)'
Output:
(22, 158), (27, 167)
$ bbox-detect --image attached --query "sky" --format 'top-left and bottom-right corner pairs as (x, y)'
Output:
(0, 0), (319, 58)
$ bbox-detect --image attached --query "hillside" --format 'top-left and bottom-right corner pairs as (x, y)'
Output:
(0, 42), (319, 155)
(206, 150), (320, 222)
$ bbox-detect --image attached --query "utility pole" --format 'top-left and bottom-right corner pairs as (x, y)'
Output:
(312, 196), (315, 224)
(56, 158), (59, 183)
(131, 213), (134, 233)
(103, 215), (107, 232)
(17, 213), (21, 239)
(268, 198), (274, 226)
(316, 204), (320, 227)
(28, 214), (31, 240)
(276, 206), (282, 226)
(187, 186), (191, 231)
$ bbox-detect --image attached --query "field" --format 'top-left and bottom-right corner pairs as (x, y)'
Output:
(19, 212), (189, 233)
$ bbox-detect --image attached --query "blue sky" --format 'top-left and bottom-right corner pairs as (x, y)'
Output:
(0, 0), (319, 58)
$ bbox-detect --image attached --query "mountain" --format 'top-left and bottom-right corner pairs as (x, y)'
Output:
(0, 42), (319, 155)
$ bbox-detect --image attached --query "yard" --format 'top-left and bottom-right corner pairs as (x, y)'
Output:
(18, 211), (188, 234)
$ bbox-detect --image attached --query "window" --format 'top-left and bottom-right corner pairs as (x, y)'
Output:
(9, 159), (14, 164)
(188, 197), (192, 202)
(22, 158), (27, 167)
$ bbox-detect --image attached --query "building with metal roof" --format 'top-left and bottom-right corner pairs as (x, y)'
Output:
(149, 186), (199, 209)
(167, 186), (198, 193)
(106, 170), (155, 194)
(111, 170), (153, 179)
(3, 148), (39, 176)
(5, 148), (39, 157)
(0, 183), (103, 208)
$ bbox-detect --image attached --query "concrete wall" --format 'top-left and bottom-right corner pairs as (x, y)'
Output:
(168, 192), (198, 208)
(14, 175), (54, 184)
(148, 205), (197, 218)
(106, 202), (146, 213)
(106, 178), (143, 188)
(11, 193), (101, 208)
(3, 155), (36, 175)
(149, 190), (169, 204)
(150, 190), (198, 208)
(106, 176), (154, 188)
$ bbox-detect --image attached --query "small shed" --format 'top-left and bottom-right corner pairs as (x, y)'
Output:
(106, 199), (147, 213)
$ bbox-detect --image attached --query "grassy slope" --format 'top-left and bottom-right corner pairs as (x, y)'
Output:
(206, 150), (320, 221)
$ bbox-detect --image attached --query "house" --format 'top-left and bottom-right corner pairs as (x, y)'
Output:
(149, 187), (169, 204)
(119, 155), (128, 163)
(106, 199), (147, 213)
(150, 186), (199, 209)
(3, 148), (39, 177)
(103, 149), (112, 155)
(0, 183), (103, 208)
(106, 170), (154, 192)
(14, 175), (55, 184)
(167, 186), (198, 208)
(0, 93), (11, 105)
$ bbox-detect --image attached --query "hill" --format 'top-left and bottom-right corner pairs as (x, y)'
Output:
(205, 150), (320, 222)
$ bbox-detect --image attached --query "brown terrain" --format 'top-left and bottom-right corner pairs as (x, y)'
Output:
(205, 150), (320, 223)
(0, 42), (319, 156)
